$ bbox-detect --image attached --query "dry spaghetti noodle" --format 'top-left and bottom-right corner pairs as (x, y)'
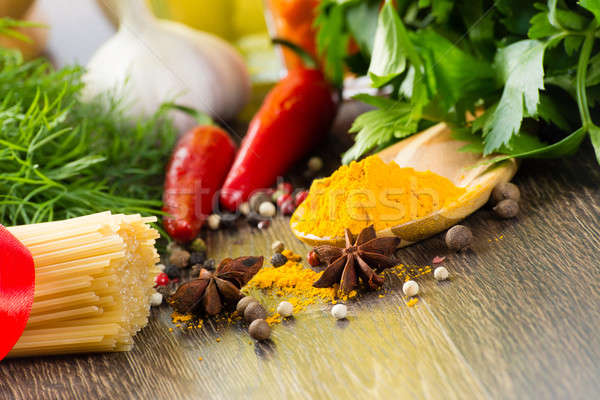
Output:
(6, 212), (159, 357)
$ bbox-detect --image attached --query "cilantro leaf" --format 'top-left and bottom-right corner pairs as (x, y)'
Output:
(483, 39), (547, 154)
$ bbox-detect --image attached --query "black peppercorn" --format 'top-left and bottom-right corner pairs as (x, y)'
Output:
(189, 251), (206, 266)
(270, 253), (288, 267)
(203, 259), (216, 271)
(164, 264), (181, 280)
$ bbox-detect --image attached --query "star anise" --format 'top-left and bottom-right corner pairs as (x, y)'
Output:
(170, 256), (263, 316)
(313, 226), (400, 294)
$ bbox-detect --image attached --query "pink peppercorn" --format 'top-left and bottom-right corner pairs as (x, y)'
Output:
(278, 182), (294, 194)
(155, 272), (169, 287)
(276, 193), (292, 208)
(295, 190), (309, 207)
(307, 250), (320, 267)
(280, 200), (296, 216)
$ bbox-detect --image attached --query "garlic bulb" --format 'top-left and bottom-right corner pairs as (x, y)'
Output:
(85, 0), (250, 132)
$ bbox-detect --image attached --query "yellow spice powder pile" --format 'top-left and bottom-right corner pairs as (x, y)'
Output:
(245, 250), (337, 325)
(291, 155), (465, 238)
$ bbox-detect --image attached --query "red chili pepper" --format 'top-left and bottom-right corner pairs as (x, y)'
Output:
(163, 126), (236, 243)
(0, 226), (35, 360)
(220, 68), (337, 211)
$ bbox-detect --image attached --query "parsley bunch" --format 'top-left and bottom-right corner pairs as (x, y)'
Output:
(316, 0), (600, 165)
(0, 48), (176, 226)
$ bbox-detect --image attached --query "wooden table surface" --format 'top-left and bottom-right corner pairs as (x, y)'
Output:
(2, 2), (600, 399)
(2, 145), (599, 400)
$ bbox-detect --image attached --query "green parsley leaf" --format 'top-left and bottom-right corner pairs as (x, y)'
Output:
(342, 96), (417, 164)
(493, 126), (588, 162)
(412, 29), (494, 112)
(483, 39), (547, 154)
(579, 0), (600, 23)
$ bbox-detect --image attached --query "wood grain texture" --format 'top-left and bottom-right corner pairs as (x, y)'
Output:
(1, 145), (599, 400)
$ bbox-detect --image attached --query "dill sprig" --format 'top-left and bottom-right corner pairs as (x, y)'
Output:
(0, 48), (177, 226)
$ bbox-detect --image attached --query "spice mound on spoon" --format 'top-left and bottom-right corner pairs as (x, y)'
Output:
(291, 123), (517, 247)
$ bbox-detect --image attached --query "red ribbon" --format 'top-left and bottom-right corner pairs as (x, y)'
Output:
(0, 225), (35, 361)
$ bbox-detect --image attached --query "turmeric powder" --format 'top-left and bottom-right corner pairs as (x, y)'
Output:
(291, 155), (465, 238)
(245, 251), (337, 325)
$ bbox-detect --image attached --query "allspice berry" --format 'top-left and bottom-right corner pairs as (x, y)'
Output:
(445, 225), (473, 251)
(249, 319), (271, 341)
(491, 182), (520, 205)
(244, 302), (267, 323)
(236, 296), (258, 314)
(169, 249), (191, 269)
(493, 199), (519, 219)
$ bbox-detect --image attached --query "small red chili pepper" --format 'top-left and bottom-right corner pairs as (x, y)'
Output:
(0, 226), (35, 360)
(163, 125), (237, 243)
(220, 68), (337, 211)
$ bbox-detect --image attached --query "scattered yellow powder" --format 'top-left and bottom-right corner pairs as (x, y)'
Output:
(245, 251), (337, 323)
(407, 298), (419, 307)
(388, 264), (432, 282)
(291, 155), (465, 238)
(171, 311), (203, 330)
(172, 312), (193, 323)
(282, 249), (302, 262)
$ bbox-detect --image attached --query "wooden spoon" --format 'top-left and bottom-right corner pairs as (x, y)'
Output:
(290, 122), (518, 247)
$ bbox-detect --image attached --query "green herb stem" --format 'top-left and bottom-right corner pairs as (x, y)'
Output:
(576, 26), (597, 129)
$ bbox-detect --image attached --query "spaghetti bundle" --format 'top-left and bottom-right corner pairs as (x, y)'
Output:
(5, 212), (159, 358)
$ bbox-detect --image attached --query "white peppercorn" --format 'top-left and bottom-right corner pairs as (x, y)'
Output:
(277, 301), (294, 317)
(150, 292), (163, 307)
(271, 240), (285, 253)
(207, 214), (221, 230)
(434, 266), (449, 281)
(331, 304), (347, 320)
(402, 280), (419, 297)
(258, 201), (276, 218)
